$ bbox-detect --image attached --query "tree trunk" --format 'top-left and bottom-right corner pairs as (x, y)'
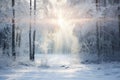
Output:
(16, 27), (21, 56)
(29, 0), (36, 61)
(18, 31), (21, 48)
(111, 31), (114, 56)
(96, 0), (99, 11)
(3, 41), (6, 55)
(29, 0), (33, 61)
(12, 0), (16, 59)
(119, 15), (120, 48)
(32, 30), (36, 61)
(31, 0), (36, 61)
(103, 0), (106, 7)
(29, 27), (32, 61)
(96, 0), (100, 61)
(29, 0), (32, 61)
(96, 21), (100, 57)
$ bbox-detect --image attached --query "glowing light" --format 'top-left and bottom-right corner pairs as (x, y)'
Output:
(57, 16), (66, 29)
(58, 17), (63, 26)
(49, 0), (67, 5)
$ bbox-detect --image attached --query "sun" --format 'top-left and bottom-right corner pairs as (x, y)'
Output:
(57, 16), (65, 28)
(55, 8), (69, 30)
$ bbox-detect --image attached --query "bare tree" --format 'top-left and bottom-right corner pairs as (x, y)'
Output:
(117, 1), (120, 50)
(95, 0), (100, 58)
(16, 27), (22, 55)
(12, 0), (16, 60)
(32, 0), (36, 61)
(29, 0), (32, 61)
(96, 21), (100, 57)
(29, 0), (36, 61)
(32, 30), (36, 61)
(119, 15), (120, 48)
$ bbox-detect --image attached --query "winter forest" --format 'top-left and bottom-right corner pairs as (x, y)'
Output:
(0, 0), (120, 80)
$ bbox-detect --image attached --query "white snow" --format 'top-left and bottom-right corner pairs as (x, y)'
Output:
(0, 54), (120, 80)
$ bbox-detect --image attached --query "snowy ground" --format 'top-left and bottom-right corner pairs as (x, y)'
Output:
(0, 54), (120, 80)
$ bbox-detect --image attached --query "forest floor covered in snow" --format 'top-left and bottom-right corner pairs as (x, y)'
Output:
(0, 54), (120, 80)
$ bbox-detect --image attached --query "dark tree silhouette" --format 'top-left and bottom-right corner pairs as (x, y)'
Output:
(12, 0), (16, 60)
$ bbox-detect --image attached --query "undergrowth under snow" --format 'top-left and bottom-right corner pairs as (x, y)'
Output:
(0, 54), (120, 80)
